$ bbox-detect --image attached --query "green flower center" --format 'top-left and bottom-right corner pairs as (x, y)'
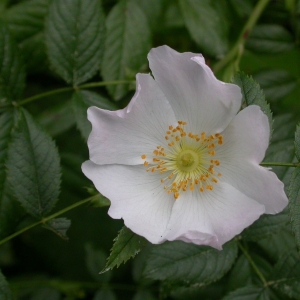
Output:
(177, 149), (200, 172)
(141, 121), (223, 199)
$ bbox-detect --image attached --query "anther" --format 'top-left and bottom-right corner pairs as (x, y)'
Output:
(141, 154), (146, 159)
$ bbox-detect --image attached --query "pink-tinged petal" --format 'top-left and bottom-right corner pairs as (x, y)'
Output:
(216, 163), (287, 214)
(215, 105), (288, 213)
(148, 45), (242, 134)
(87, 73), (177, 165)
(82, 161), (175, 244)
(216, 105), (270, 165)
(164, 182), (265, 250)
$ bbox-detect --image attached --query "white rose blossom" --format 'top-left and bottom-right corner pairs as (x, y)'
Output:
(82, 45), (288, 250)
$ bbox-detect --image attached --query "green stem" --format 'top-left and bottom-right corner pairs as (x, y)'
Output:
(238, 241), (268, 286)
(14, 80), (134, 106)
(260, 162), (300, 168)
(17, 86), (74, 106)
(213, 0), (270, 73)
(0, 195), (99, 247)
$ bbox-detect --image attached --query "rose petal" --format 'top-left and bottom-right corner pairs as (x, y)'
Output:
(87, 73), (177, 165)
(148, 45), (242, 134)
(82, 161), (175, 243)
(215, 105), (288, 213)
(164, 182), (265, 249)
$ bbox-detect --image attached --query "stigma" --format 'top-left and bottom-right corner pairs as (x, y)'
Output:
(141, 121), (223, 199)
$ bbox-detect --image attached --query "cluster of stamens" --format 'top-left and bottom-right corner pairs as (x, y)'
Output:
(141, 121), (223, 200)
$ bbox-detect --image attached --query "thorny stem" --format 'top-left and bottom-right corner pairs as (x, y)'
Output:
(0, 195), (100, 247)
(213, 0), (270, 73)
(237, 241), (268, 287)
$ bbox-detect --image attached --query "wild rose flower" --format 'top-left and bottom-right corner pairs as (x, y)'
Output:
(82, 46), (288, 249)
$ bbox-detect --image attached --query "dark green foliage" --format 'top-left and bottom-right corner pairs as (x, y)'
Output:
(45, 0), (105, 85)
(0, 23), (25, 102)
(0, 1), (299, 299)
(246, 24), (295, 54)
(288, 167), (300, 254)
(178, 0), (229, 57)
(271, 251), (300, 298)
(0, 109), (24, 239)
(295, 124), (300, 161)
(102, 226), (147, 273)
(43, 218), (71, 240)
(101, 0), (151, 100)
(222, 286), (269, 300)
(0, 269), (12, 300)
(72, 90), (118, 140)
(6, 108), (61, 219)
(253, 69), (297, 102)
(233, 72), (273, 136)
(144, 240), (238, 285)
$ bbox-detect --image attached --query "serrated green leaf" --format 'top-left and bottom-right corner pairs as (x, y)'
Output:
(178, 0), (229, 57)
(233, 72), (273, 138)
(101, 0), (151, 100)
(253, 69), (297, 102)
(0, 23), (25, 103)
(72, 90), (118, 140)
(3, 0), (50, 42)
(257, 228), (296, 261)
(6, 108), (61, 219)
(43, 218), (71, 241)
(45, 0), (105, 85)
(271, 251), (300, 299)
(0, 269), (12, 300)
(144, 240), (238, 285)
(101, 226), (147, 273)
(246, 24), (295, 54)
(242, 210), (289, 241)
(0, 109), (24, 239)
(288, 167), (300, 253)
(295, 124), (300, 161)
(222, 286), (269, 300)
